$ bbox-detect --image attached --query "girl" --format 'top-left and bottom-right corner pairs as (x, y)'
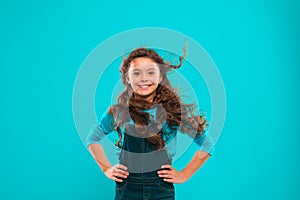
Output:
(86, 46), (215, 200)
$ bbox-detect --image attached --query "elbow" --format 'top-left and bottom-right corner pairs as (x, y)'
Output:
(197, 150), (211, 159)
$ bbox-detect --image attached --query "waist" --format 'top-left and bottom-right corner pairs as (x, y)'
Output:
(120, 169), (168, 184)
(119, 148), (172, 173)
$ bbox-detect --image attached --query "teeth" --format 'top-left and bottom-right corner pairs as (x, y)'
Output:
(139, 84), (151, 89)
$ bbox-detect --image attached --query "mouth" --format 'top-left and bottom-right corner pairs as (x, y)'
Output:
(137, 84), (153, 90)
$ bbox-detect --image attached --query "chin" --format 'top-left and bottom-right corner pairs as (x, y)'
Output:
(136, 91), (154, 96)
(134, 88), (156, 97)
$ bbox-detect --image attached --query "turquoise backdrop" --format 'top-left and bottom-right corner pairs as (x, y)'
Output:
(1, 0), (299, 199)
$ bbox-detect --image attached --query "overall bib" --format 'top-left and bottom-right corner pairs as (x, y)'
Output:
(115, 124), (175, 200)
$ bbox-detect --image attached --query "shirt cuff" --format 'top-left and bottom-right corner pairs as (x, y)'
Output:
(193, 131), (216, 157)
(85, 124), (107, 148)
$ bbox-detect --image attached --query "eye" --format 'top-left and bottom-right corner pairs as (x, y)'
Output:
(148, 71), (155, 75)
(133, 72), (140, 76)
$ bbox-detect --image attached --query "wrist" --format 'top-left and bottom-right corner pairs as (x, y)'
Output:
(100, 163), (112, 173)
(180, 170), (190, 182)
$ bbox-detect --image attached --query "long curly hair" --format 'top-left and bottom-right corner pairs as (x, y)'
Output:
(108, 46), (208, 149)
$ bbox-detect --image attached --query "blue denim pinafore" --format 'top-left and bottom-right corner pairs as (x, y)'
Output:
(114, 124), (175, 200)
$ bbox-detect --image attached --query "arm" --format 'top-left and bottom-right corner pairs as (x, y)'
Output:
(158, 150), (210, 183)
(86, 110), (129, 182)
(158, 127), (215, 183)
(88, 143), (112, 172)
(88, 143), (129, 182)
(181, 150), (210, 180)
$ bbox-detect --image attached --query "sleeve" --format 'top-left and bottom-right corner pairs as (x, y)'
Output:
(85, 111), (115, 148)
(162, 123), (179, 159)
(193, 127), (216, 156)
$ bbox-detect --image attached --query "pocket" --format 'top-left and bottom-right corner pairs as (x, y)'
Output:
(115, 181), (128, 191)
(157, 181), (175, 192)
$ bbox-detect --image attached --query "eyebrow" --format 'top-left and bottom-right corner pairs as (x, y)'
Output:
(132, 67), (157, 71)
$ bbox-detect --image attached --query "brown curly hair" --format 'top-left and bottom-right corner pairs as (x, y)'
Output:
(108, 46), (208, 149)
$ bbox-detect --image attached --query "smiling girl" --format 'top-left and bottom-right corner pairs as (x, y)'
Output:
(86, 47), (215, 200)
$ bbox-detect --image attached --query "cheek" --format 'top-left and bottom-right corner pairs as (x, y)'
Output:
(128, 74), (137, 83)
(130, 77), (139, 85)
(153, 75), (161, 83)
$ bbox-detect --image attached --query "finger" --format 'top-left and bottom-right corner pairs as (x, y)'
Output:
(114, 168), (129, 175)
(157, 170), (176, 175)
(112, 176), (123, 182)
(163, 178), (174, 183)
(157, 170), (173, 175)
(161, 165), (173, 170)
(113, 172), (128, 179)
(115, 164), (128, 171)
(158, 173), (173, 178)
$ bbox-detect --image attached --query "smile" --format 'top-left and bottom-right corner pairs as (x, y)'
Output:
(138, 84), (153, 90)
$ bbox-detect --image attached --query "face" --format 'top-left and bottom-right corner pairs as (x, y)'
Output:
(126, 57), (162, 101)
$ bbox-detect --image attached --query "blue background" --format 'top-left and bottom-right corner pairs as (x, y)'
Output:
(1, 0), (299, 199)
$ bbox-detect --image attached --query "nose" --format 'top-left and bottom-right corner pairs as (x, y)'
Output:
(140, 73), (148, 82)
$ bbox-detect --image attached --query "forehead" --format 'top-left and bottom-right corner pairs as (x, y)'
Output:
(129, 57), (159, 70)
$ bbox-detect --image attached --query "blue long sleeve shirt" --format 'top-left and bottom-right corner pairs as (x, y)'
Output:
(86, 107), (215, 158)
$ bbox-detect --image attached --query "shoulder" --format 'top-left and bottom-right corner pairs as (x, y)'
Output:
(98, 106), (116, 132)
(99, 109), (113, 122)
(101, 104), (121, 119)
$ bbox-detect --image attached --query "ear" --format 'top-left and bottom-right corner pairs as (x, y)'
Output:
(158, 75), (163, 84)
(126, 76), (131, 84)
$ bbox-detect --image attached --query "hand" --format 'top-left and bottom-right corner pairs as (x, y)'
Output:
(103, 164), (129, 182)
(157, 165), (188, 184)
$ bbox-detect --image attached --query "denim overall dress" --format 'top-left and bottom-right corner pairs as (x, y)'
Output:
(114, 123), (175, 200)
